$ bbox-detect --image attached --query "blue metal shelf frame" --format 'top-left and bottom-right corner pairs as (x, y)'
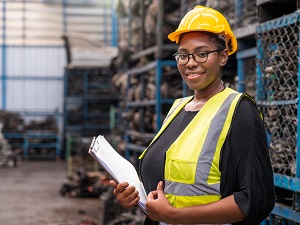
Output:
(1, 1), (6, 109)
(126, 60), (186, 129)
(236, 47), (257, 93)
(3, 132), (60, 160)
(3, 110), (61, 159)
(63, 68), (118, 138)
(255, 11), (300, 223)
(235, 0), (243, 25)
(124, 59), (187, 160)
(155, 60), (184, 129)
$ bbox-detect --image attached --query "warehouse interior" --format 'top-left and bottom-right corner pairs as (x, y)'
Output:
(0, 0), (299, 224)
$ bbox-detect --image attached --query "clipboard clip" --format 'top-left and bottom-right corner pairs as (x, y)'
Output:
(88, 136), (97, 152)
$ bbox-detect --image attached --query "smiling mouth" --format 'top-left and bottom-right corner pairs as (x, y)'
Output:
(186, 73), (203, 78)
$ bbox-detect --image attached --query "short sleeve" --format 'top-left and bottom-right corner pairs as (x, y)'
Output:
(220, 96), (275, 225)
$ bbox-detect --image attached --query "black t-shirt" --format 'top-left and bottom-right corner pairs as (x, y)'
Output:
(139, 96), (275, 225)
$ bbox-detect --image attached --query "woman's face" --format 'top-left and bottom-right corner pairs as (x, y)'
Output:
(177, 32), (228, 91)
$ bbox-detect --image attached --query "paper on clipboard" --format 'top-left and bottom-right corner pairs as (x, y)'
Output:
(88, 135), (147, 215)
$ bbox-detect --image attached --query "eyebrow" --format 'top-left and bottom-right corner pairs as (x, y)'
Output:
(177, 46), (208, 52)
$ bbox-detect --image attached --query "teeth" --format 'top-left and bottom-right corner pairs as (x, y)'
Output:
(187, 73), (200, 77)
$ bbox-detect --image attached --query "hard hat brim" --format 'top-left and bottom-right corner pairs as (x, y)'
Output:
(168, 29), (237, 55)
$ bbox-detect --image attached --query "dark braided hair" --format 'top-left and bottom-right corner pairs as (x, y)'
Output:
(204, 32), (226, 52)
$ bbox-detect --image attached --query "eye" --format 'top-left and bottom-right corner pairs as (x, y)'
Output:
(195, 51), (207, 58)
(177, 53), (188, 60)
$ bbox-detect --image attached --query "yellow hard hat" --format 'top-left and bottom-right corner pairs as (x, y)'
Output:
(168, 6), (237, 55)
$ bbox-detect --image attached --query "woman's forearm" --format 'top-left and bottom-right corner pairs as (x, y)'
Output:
(168, 195), (246, 224)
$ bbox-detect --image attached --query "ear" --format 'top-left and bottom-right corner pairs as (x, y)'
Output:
(219, 49), (228, 66)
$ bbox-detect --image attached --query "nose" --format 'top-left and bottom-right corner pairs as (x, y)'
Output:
(186, 54), (198, 67)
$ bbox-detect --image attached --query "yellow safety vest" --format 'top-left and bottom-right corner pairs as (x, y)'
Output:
(140, 87), (243, 208)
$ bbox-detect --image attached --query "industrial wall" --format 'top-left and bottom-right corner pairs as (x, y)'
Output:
(0, 0), (116, 119)
(0, 0), (117, 160)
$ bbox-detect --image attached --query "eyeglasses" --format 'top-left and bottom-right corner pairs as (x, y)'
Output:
(173, 49), (220, 65)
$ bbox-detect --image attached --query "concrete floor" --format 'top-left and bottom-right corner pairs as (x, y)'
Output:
(0, 160), (100, 225)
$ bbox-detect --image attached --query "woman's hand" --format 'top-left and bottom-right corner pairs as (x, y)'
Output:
(109, 180), (140, 209)
(146, 181), (175, 223)
(147, 181), (246, 224)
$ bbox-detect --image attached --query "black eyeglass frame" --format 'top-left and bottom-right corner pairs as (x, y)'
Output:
(173, 49), (221, 65)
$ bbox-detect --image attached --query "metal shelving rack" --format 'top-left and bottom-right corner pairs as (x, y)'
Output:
(124, 59), (188, 161)
(63, 67), (119, 139)
(3, 112), (61, 160)
(122, 0), (190, 167)
(61, 1), (119, 156)
(65, 136), (98, 176)
(0, 1), (64, 160)
(234, 0), (258, 95)
(3, 133), (59, 160)
(256, 10), (300, 224)
(236, 0), (300, 223)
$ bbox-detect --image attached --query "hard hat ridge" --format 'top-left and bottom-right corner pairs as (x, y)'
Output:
(168, 5), (237, 55)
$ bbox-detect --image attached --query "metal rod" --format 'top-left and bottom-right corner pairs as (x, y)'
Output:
(1, 0), (6, 109)
(156, 0), (163, 59)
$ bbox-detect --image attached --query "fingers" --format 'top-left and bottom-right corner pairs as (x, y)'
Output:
(117, 185), (140, 209)
(109, 180), (130, 194)
(148, 181), (163, 201)
(157, 181), (164, 190)
(114, 181), (130, 193)
(147, 190), (158, 200)
(108, 180), (117, 188)
(155, 181), (164, 198)
(109, 181), (140, 209)
(122, 191), (140, 209)
(115, 184), (135, 199)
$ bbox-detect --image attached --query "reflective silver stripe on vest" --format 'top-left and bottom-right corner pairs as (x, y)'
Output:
(164, 93), (239, 196)
(162, 97), (190, 125)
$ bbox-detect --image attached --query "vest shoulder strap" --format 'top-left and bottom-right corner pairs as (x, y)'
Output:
(162, 96), (193, 125)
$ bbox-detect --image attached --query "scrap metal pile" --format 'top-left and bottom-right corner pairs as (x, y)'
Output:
(59, 169), (110, 198)
(65, 67), (118, 135)
(112, 0), (187, 147)
(256, 16), (299, 177)
(0, 110), (58, 133)
(0, 123), (17, 168)
(62, 137), (112, 198)
(0, 110), (58, 160)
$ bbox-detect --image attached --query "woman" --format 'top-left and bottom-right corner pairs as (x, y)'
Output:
(109, 6), (275, 225)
